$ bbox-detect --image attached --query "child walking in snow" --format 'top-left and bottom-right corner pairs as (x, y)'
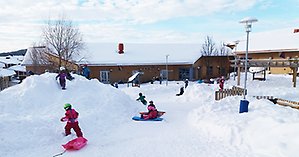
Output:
(185, 79), (189, 88)
(60, 103), (83, 137)
(219, 76), (225, 91)
(136, 93), (147, 105)
(141, 100), (158, 120)
(56, 67), (67, 90)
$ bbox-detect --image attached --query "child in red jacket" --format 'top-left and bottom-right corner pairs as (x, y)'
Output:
(219, 76), (225, 91)
(60, 103), (83, 137)
(141, 101), (158, 120)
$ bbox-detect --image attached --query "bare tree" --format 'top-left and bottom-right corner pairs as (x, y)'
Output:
(219, 42), (230, 56)
(28, 43), (53, 73)
(200, 36), (218, 79)
(201, 36), (217, 56)
(42, 16), (84, 69)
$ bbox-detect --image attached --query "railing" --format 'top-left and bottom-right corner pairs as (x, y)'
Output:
(215, 86), (245, 100)
(0, 76), (10, 91)
(253, 95), (274, 100)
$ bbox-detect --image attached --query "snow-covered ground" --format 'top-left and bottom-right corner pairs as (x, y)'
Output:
(1, 72), (299, 157)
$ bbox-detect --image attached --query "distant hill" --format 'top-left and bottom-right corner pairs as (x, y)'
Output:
(0, 49), (27, 56)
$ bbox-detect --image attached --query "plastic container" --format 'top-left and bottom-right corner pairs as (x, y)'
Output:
(239, 99), (249, 113)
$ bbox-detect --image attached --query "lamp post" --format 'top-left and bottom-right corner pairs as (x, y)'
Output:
(225, 40), (240, 81)
(166, 54), (169, 86)
(232, 40), (240, 81)
(239, 17), (258, 99)
(238, 17), (257, 113)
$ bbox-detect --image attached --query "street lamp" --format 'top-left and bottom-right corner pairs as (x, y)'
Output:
(239, 17), (258, 99)
(233, 40), (240, 81)
(166, 54), (169, 86)
(225, 40), (240, 81)
(239, 17), (257, 113)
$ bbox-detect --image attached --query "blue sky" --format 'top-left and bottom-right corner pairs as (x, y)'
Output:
(0, 0), (299, 52)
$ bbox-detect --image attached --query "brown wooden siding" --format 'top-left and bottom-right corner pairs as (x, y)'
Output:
(88, 64), (192, 84)
(237, 51), (299, 74)
(193, 56), (231, 80)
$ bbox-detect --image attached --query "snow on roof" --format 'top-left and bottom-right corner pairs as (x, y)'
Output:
(0, 63), (4, 68)
(236, 28), (299, 53)
(249, 67), (266, 73)
(21, 47), (48, 65)
(7, 65), (26, 72)
(0, 68), (16, 77)
(81, 43), (202, 66)
(0, 56), (21, 65)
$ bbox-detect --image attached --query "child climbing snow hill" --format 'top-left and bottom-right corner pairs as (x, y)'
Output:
(136, 93), (147, 105)
(56, 67), (67, 90)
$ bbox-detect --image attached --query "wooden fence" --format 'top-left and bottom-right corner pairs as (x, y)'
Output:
(215, 86), (245, 100)
(0, 76), (10, 91)
(272, 98), (299, 109)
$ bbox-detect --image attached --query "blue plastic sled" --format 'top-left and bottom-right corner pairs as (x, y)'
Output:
(132, 116), (163, 121)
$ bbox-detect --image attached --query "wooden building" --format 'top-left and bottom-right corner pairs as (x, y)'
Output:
(22, 46), (79, 74)
(228, 28), (299, 87)
(234, 28), (299, 74)
(22, 43), (232, 84)
(78, 43), (232, 84)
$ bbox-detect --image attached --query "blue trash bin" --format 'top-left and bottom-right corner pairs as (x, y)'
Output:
(239, 100), (249, 113)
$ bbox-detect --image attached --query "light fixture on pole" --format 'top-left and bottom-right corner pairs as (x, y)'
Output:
(166, 54), (169, 86)
(239, 17), (257, 113)
(224, 40), (240, 81)
(233, 40), (240, 81)
(239, 17), (257, 99)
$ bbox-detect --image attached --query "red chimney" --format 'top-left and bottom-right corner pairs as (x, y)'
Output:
(118, 43), (124, 54)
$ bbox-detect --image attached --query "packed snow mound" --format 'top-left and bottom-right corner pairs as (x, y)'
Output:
(0, 73), (141, 157)
(187, 74), (299, 157)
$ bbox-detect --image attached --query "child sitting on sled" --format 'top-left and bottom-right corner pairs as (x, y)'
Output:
(141, 100), (158, 120)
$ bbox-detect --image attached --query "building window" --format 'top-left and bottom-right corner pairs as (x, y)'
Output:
(160, 70), (167, 80)
(179, 68), (189, 80)
(207, 66), (213, 78)
(220, 67), (226, 76)
(100, 71), (110, 84)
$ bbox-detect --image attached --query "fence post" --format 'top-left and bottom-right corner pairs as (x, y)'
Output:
(215, 91), (219, 100)
(0, 77), (3, 90)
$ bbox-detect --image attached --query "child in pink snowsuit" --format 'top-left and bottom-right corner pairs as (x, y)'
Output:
(142, 101), (158, 120)
(61, 103), (83, 137)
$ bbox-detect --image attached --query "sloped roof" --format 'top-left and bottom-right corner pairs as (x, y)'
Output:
(236, 28), (299, 54)
(8, 65), (26, 72)
(21, 47), (50, 65)
(0, 68), (15, 77)
(0, 63), (4, 68)
(22, 43), (205, 66)
(80, 43), (203, 66)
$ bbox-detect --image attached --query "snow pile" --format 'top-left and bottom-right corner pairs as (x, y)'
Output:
(188, 74), (299, 157)
(0, 73), (141, 157)
(1, 72), (299, 157)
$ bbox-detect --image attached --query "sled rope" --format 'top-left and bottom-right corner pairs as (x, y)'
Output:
(53, 150), (66, 157)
